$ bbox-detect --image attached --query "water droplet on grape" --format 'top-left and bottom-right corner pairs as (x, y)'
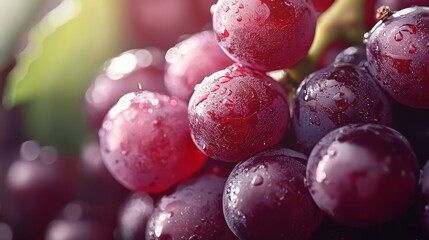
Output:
(394, 32), (403, 41)
(333, 92), (349, 110)
(409, 44), (417, 54)
(251, 175), (264, 186)
(196, 93), (209, 106)
(236, 15), (243, 22)
(219, 76), (233, 83)
(223, 99), (235, 108)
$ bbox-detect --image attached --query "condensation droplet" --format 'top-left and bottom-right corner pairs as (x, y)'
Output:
(251, 175), (264, 186)
(236, 15), (242, 22)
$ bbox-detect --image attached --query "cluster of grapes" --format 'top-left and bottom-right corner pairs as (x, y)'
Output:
(1, 0), (429, 239)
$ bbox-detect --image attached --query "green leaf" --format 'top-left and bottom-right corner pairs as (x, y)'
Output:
(3, 0), (127, 154)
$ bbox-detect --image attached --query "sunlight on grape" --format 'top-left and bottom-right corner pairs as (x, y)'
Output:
(106, 53), (138, 80)
(7, 162), (33, 189)
(316, 154), (329, 183)
(135, 49), (154, 68)
(165, 48), (181, 64)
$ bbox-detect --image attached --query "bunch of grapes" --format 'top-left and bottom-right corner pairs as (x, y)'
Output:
(2, 0), (429, 239)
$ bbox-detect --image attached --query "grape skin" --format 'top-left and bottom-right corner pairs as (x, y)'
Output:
(99, 91), (206, 193)
(365, 6), (429, 109)
(306, 123), (419, 227)
(223, 148), (324, 240)
(292, 65), (394, 152)
(188, 64), (289, 162)
(212, 0), (317, 71)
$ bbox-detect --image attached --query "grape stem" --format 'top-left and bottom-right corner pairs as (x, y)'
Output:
(277, 0), (367, 90)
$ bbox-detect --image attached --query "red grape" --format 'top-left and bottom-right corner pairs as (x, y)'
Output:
(365, 6), (429, 108)
(311, 0), (335, 14)
(85, 48), (168, 130)
(223, 148), (324, 240)
(212, 0), (317, 71)
(99, 91), (206, 193)
(188, 63), (289, 162)
(306, 124), (419, 227)
(164, 30), (234, 102)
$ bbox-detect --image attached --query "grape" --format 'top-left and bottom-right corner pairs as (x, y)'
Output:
(334, 45), (367, 68)
(3, 141), (79, 239)
(375, 0), (429, 12)
(365, 6), (429, 109)
(164, 30), (234, 102)
(223, 148), (324, 240)
(145, 175), (235, 240)
(306, 123), (419, 227)
(292, 65), (394, 152)
(125, 0), (215, 49)
(85, 48), (168, 130)
(317, 40), (350, 69)
(99, 91), (206, 193)
(118, 192), (154, 240)
(188, 63), (289, 162)
(212, 0), (317, 71)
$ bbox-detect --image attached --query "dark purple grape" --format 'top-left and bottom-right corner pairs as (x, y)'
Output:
(146, 175), (235, 240)
(223, 148), (324, 240)
(317, 40), (350, 69)
(188, 64), (289, 162)
(365, 6), (429, 109)
(164, 30), (234, 102)
(85, 48), (168, 130)
(292, 65), (394, 152)
(334, 45), (367, 68)
(99, 91), (206, 193)
(306, 123), (419, 227)
(212, 0), (317, 71)
(118, 192), (154, 240)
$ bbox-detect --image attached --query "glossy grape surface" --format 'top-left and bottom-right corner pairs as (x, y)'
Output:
(85, 48), (168, 130)
(146, 175), (235, 240)
(188, 64), (289, 162)
(334, 45), (367, 68)
(164, 30), (234, 101)
(365, 6), (429, 108)
(292, 65), (393, 152)
(212, 0), (317, 71)
(306, 124), (419, 227)
(223, 148), (324, 240)
(99, 91), (206, 193)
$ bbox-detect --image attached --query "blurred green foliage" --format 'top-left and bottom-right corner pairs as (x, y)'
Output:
(3, 0), (127, 154)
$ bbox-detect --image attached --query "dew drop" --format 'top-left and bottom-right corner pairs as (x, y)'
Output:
(409, 44), (417, 54)
(394, 32), (403, 41)
(219, 76), (233, 83)
(153, 116), (163, 128)
(223, 99), (235, 108)
(251, 175), (264, 186)
(236, 15), (243, 22)
(196, 93), (209, 106)
(333, 92), (348, 110)
(224, 5), (230, 12)
(211, 84), (220, 92)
